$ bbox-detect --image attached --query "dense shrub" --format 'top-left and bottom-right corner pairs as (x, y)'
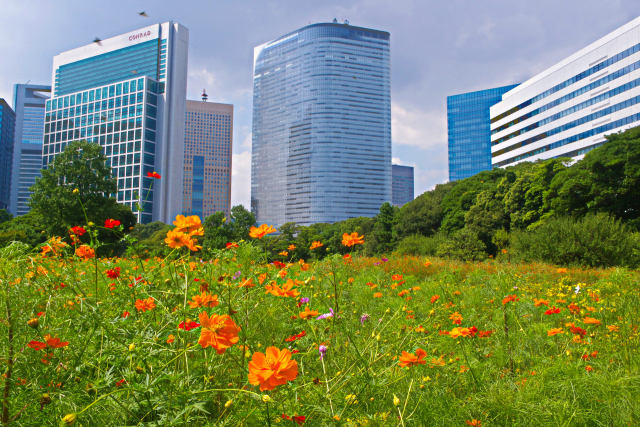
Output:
(436, 227), (487, 261)
(394, 233), (447, 256)
(510, 213), (640, 267)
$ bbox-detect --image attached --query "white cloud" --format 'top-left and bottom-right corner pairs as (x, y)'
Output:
(392, 101), (447, 150)
(231, 150), (251, 208)
(188, 67), (216, 90)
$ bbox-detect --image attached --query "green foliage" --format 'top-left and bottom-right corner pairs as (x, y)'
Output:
(203, 212), (233, 252)
(29, 140), (136, 237)
(510, 213), (640, 268)
(0, 211), (48, 248)
(395, 182), (454, 238)
(228, 205), (256, 241)
(394, 233), (447, 256)
(126, 221), (172, 258)
(367, 202), (398, 255)
(0, 209), (12, 224)
(436, 227), (487, 261)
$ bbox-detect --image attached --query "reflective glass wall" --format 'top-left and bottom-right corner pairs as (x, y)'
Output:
(447, 84), (518, 181)
(252, 23), (391, 226)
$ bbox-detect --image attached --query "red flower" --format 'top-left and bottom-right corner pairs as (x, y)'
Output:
(430, 295), (440, 304)
(69, 226), (87, 236)
(569, 325), (587, 337)
(105, 267), (121, 279)
(272, 260), (286, 269)
(502, 294), (519, 305)
(478, 330), (494, 338)
(104, 218), (121, 228)
(226, 242), (239, 249)
(28, 341), (46, 351)
(544, 306), (561, 315)
(281, 414), (306, 425)
(116, 378), (126, 387)
(147, 171), (161, 179)
(122, 311), (130, 318)
(178, 321), (201, 331)
(285, 330), (306, 342)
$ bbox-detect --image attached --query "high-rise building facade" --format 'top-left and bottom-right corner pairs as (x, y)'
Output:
(10, 84), (50, 216)
(491, 17), (640, 168)
(391, 164), (414, 206)
(42, 22), (188, 223)
(184, 99), (233, 218)
(447, 84), (518, 181)
(252, 22), (391, 226)
(0, 99), (16, 211)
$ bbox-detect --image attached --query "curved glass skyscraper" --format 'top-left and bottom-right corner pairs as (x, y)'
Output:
(251, 22), (391, 227)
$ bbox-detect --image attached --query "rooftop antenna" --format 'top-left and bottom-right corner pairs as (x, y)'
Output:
(201, 89), (208, 102)
(332, 18), (338, 23)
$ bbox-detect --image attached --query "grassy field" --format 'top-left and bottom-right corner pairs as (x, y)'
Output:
(1, 237), (639, 426)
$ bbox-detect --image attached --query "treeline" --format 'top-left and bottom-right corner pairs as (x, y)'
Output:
(1, 128), (639, 267)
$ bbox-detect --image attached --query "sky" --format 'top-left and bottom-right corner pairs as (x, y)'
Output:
(1, 0), (639, 208)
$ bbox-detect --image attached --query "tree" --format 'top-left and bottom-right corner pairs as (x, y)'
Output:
(368, 202), (398, 254)
(228, 205), (256, 241)
(29, 140), (136, 237)
(0, 211), (47, 248)
(0, 209), (11, 224)
(395, 182), (454, 238)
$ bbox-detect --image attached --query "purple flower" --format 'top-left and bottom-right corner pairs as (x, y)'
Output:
(300, 297), (310, 304)
(381, 258), (388, 262)
(373, 262), (381, 266)
(360, 313), (370, 326)
(318, 345), (328, 360)
(316, 308), (334, 320)
(232, 271), (242, 280)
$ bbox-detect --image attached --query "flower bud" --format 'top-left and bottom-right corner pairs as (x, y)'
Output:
(27, 318), (39, 328)
(393, 394), (400, 406)
(261, 394), (272, 403)
(62, 413), (77, 425)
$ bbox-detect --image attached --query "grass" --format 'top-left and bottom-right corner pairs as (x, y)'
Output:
(1, 240), (639, 426)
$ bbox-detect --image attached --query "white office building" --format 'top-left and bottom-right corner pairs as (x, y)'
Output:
(491, 17), (640, 167)
(43, 22), (189, 223)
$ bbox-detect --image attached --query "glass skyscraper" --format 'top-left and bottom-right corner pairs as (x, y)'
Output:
(184, 99), (233, 218)
(42, 22), (189, 223)
(251, 22), (391, 227)
(447, 84), (518, 181)
(0, 99), (16, 211)
(10, 84), (50, 216)
(392, 164), (414, 206)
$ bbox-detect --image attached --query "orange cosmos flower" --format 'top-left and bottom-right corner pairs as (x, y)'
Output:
(279, 251), (289, 256)
(430, 295), (440, 304)
(75, 245), (95, 259)
(556, 267), (568, 274)
(309, 241), (324, 250)
(248, 346), (298, 391)
(449, 312), (463, 325)
(342, 232), (364, 247)
(373, 292), (383, 298)
(165, 230), (192, 248)
(288, 244), (296, 250)
(188, 292), (220, 308)
(449, 327), (472, 338)
(398, 348), (427, 367)
(466, 420), (482, 427)
(238, 278), (256, 288)
(265, 279), (300, 298)
(173, 215), (204, 236)
(607, 325), (619, 332)
(424, 260), (432, 268)
(299, 306), (319, 319)
(249, 224), (277, 239)
(166, 334), (175, 344)
(41, 236), (68, 257)
(583, 316), (601, 325)
(197, 312), (240, 354)
(135, 297), (156, 312)
(502, 294), (519, 305)
(547, 328), (564, 336)
(534, 298), (549, 307)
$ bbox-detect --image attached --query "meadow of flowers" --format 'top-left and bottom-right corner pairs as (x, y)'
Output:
(1, 215), (639, 426)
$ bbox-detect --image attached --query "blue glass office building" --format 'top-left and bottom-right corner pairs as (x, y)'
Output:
(447, 84), (518, 181)
(252, 22), (391, 226)
(392, 164), (414, 206)
(10, 84), (50, 216)
(0, 99), (16, 211)
(43, 22), (189, 223)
